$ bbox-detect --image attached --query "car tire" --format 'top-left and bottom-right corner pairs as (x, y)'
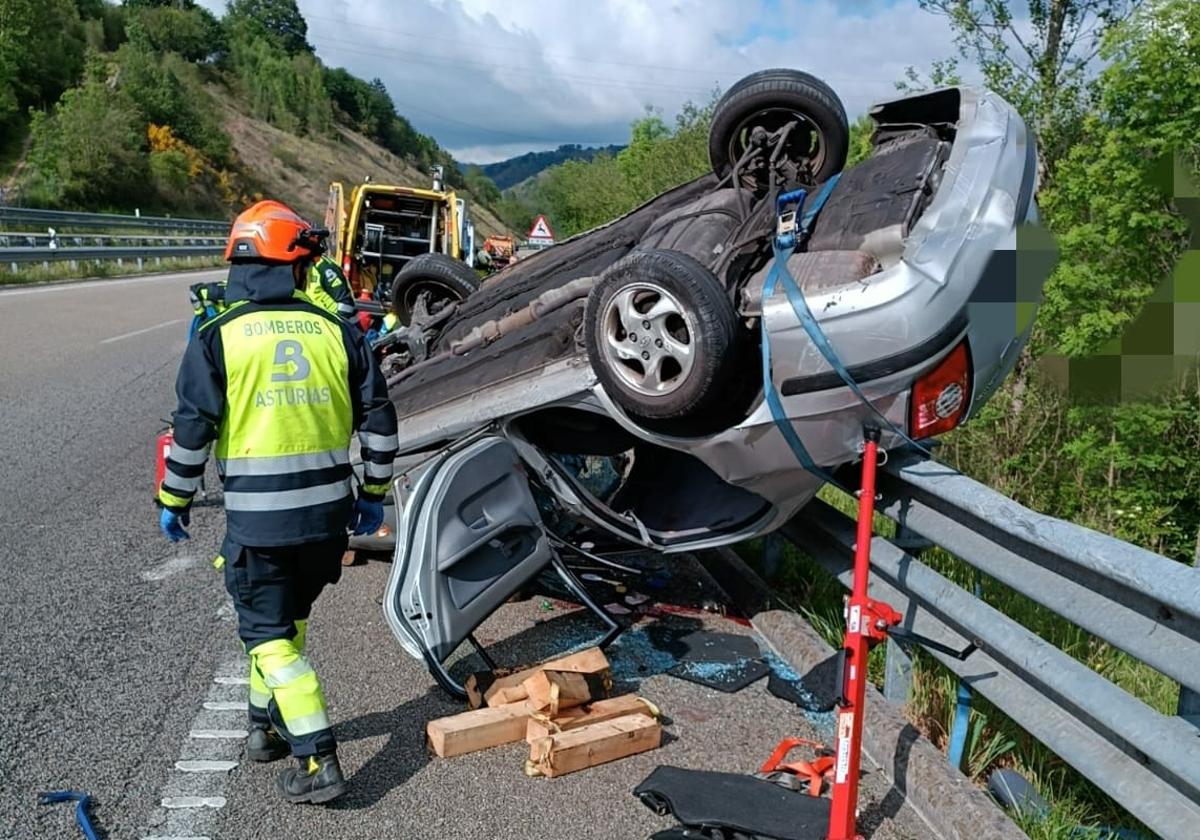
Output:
(708, 68), (849, 189)
(584, 249), (739, 422)
(390, 253), (479, 323)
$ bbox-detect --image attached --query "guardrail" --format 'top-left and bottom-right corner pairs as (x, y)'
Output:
(0, 206), (228, 234)
(0, 232), (224, 249)
(782, 452), (1200, 840)
(1, 245), (224, 273)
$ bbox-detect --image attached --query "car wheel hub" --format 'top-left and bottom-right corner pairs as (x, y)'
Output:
(601, 283), (696, 396)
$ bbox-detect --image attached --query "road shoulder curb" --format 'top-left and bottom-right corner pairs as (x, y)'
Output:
(701, 547), (1026, 840)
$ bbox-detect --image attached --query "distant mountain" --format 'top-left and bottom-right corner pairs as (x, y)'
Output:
(477, 144), (625, 190)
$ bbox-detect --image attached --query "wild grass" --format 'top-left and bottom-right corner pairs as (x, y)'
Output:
(0, 254), (225, 286)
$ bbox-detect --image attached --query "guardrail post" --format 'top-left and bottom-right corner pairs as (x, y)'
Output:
(137, 257), (144, 269)
(1178, 544), (1200, 727)
(883, 637), (913, 705)
(946, 571), (984, 771)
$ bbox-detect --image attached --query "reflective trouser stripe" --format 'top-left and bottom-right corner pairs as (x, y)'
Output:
(164, 468), (203, 492)
(170, 442), (210, 466)
(285, 710), (331, 737)
(363, 461), (392, 481)
(248, 620), (308, 712)
(359, 431), (398, 451)
(219, 450), (349, 477)
(363, 483), (390, 497)
(224, 479), (351, 512)
(248, 639), (330, 740)
(263, 656), (316, 689)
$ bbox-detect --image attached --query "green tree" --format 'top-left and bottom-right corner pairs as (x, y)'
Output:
(0, 0), (87, 126)
(845, 114), (876, 167)
(228, 34), (330, 136)
(225, 0), (309, 56)
(464, 166), (501, 205)
(616, 100), (712, 204)
(115, 27), (230, 161)
(1035, 0), (1197, 356)
(917, 1), (1136, 173)
(149, 148), (191, 194)
(25, 57), (148, 207)
(134, 3), (225, 62)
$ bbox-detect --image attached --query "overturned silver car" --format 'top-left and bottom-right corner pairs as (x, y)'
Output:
(364, 70), (1043, 691)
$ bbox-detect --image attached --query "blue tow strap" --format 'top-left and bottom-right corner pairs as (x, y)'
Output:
(760, 173), (931, 486)
(39, 791), (101, 840)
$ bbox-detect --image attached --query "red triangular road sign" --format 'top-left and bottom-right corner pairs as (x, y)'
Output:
(527, 214), (555, 241)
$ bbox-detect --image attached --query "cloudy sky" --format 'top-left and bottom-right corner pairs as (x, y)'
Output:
(204, 0), (973, 163)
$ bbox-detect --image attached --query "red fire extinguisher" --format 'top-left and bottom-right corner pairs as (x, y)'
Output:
(155, 425), (174, 497)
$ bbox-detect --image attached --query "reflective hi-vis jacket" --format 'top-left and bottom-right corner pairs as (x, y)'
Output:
(159, 263), (398, 546)
(305, 255), (355, 322)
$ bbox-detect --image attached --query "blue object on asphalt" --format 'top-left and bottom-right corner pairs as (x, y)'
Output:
(38, 790), (101, 840)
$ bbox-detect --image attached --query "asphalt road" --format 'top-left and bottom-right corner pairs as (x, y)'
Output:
(0, 270), (925, 840)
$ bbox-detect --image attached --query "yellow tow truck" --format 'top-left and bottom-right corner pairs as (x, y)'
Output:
(324, 166), (479, 321)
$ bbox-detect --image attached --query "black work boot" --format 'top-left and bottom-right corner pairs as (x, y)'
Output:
(246, 725), (289, 763)
(276, 752), (347, 804)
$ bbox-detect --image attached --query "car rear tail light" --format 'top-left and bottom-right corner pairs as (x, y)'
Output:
(910, 341), (971, 439)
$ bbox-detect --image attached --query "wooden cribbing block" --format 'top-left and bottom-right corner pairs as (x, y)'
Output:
(426, 702), (531, 758)
(522, 666), (612, 716)
(526, 713), (661, 777)
(525, 695), (657, 743)
(466, 647), (610, 709)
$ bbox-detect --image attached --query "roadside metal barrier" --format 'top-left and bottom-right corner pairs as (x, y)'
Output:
(0, 206), (228, 235)
(782, 451), (1200, 840)
(0, 232), (223, 249)
(1, 245), (224, 273)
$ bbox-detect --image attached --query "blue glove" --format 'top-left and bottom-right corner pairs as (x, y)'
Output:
(160, 507), (191, 542)
(365, 328), (380, 347)
(349, 496), (384, 536)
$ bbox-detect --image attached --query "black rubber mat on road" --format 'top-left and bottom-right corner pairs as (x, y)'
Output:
(661, 630), (769, 693)
(635, 766), (830, 840)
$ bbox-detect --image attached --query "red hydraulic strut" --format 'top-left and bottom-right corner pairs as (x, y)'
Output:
(826, 426), (901, 840)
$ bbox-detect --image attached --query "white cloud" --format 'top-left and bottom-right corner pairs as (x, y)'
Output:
(202, 0), (973, 162)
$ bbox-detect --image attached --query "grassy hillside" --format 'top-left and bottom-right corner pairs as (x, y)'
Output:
(214, 87), (507, 237)
(0, 0), (508, 237)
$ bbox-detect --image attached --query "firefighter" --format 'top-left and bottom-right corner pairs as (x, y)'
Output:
(304, 250), (356, 323)
(187, 245), (355, 330)
(156, 200), (399, 804)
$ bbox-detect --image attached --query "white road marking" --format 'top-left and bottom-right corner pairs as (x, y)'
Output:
(139, 650), (248, 840)
(188, 729), (248, 740)
(140, 554), (198, 582)
(0, 268), (223, 299)
(161, 796), (227, 809)
(175, 760), (238, 773)
(100, 317), (187, 345)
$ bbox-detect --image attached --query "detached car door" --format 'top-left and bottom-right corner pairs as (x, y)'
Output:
(383, 435), (552, 677)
